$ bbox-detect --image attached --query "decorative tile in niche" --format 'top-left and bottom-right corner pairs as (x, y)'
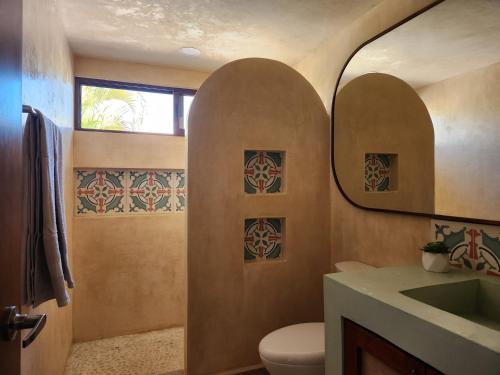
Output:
(244, 151), (284, 194)
(433, 220), (500, 277)
(364, 153), (398, 192)
(75, 170), (126, 215)
(244, 218), (284, 262)
(128, 170), (173, 213)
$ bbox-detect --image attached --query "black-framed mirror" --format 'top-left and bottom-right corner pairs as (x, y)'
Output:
(332, 0), (500, 226)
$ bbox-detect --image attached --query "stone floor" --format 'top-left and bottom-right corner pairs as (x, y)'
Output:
(64, 327), (184, 375)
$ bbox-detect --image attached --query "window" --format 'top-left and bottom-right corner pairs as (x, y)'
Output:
(182, 94), (195, 133)
(75, 77), (196, 136)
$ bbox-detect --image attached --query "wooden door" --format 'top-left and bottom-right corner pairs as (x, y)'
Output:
(0, 0), (24, 373)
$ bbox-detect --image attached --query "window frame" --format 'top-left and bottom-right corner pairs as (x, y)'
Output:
(75, 76), (196, 137)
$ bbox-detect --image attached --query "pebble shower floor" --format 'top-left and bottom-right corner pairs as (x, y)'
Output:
(64, 327), (184, 375)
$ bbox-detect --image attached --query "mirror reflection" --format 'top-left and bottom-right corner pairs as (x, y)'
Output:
(334, 0), (500, 222)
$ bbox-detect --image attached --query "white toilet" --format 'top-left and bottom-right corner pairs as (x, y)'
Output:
(258, 261), (375, 375)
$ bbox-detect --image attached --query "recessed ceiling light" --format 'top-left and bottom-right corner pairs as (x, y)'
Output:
(180, 47), (201, 56)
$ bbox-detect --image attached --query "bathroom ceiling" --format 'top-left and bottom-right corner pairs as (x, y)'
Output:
(342, 0), (500, 88)
(59, 0), (382, 72)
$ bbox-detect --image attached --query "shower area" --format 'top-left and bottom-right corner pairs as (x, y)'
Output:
(64, 63), (201, 375)
(64, 57), (331, 375)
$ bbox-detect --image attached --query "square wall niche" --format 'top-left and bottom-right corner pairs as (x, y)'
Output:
(364, 153), (398, 192)
(244, 151), (284, 194)
(244, 218), (284, 262)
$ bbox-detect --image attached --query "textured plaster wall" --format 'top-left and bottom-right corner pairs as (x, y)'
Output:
(21, 0), (74, 374)
(73, 131), (186, 170)
(72, 132), (187, 341)
(335, 73), (434, 213)
(72, 59), (207, 341)
(294, 0), (438, 271)
(418, 61), (500, 221)
(187, 58), (331, 374)
(74, 56), (208, 89)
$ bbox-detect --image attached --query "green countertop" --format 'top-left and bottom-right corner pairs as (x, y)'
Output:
(324, 265), (500, 375)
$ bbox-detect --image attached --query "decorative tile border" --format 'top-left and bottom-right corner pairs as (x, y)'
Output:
(76, 170), (126, 215)
(244, 218), (284, 262)
(172, 170), (186, 212)
(75, 169), (186, 216)
(432, 220), (500, 277)
(244, 151), (284, 194)
(365, 153), (393, 192)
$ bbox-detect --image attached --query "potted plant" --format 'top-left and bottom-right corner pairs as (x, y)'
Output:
(421, 241), (450, 273)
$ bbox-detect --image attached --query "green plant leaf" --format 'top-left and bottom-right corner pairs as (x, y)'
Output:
(421, 241), (450, 254)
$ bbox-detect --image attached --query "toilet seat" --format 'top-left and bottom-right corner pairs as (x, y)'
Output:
(259, 263), (373, 374)
(259, 323), (324, 366)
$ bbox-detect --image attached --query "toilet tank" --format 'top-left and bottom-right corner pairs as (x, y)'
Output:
(334, 261), (375, 272)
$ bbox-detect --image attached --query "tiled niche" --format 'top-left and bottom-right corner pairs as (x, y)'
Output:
(364, 153), (398, 192)
(433, 220), (500, 277)
(244, 151), (284, 194)
(75, 169), (186, 216)
(244, 218), (284, 262)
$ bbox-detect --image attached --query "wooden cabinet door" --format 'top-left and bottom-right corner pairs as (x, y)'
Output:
(343, 319), (442, 375)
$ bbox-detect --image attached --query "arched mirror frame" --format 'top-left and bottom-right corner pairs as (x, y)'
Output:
(330, 0), (500, 227)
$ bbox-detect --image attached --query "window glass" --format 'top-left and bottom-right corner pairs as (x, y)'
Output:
(80, 85), (174, 134)
(182, 95), (195, 132)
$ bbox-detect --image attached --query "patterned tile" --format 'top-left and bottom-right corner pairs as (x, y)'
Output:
(129, 170), (173, 213)
(172, 171), (186, 212)
(75, 170), (126, 215)
(244, 218), (284, 262)
(75, 169), (186, 216)
(365, 153), (392, 192)
(433, 220), (500, 277)
(244, 151), (283, 194)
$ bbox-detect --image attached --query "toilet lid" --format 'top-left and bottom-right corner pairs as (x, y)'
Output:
(259, 323), (325, 366)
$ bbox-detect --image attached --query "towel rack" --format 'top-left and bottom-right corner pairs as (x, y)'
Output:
(23, 105), (37, 116)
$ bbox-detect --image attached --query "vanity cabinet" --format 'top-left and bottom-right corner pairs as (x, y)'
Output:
(343, 319), (443, 375)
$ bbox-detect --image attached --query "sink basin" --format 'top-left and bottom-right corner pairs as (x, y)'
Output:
(401, 279), (500, 332)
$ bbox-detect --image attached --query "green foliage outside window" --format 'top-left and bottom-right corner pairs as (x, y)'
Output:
(81, 86), (146, 131)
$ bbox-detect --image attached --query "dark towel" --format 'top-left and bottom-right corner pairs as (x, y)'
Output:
(24, 110), (74, 307)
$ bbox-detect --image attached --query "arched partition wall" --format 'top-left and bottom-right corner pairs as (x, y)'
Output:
(186, 58), (331, 374)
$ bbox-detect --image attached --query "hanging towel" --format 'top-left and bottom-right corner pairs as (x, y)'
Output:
(24, 110), (74, 307)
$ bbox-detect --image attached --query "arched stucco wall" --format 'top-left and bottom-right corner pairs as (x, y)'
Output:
(335, 73), (435, 213)
(187, 58), (331, 374)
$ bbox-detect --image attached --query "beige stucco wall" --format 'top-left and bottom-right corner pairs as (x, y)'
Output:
(71, 211), (187, 341)
(72, 132), (188, 341)
(73, 131), (186, 170)
(74, 56), (208, 89)
(418, 61), (500, 221)
(21, 0), (74, 374)
(71, 59), (208, 341)
(335, 73), (434, 213)
(294, 0), (437, 271)
(187, 58), (331, 374)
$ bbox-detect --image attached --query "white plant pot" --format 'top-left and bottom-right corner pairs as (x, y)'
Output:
(422, 252), (450, 273)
